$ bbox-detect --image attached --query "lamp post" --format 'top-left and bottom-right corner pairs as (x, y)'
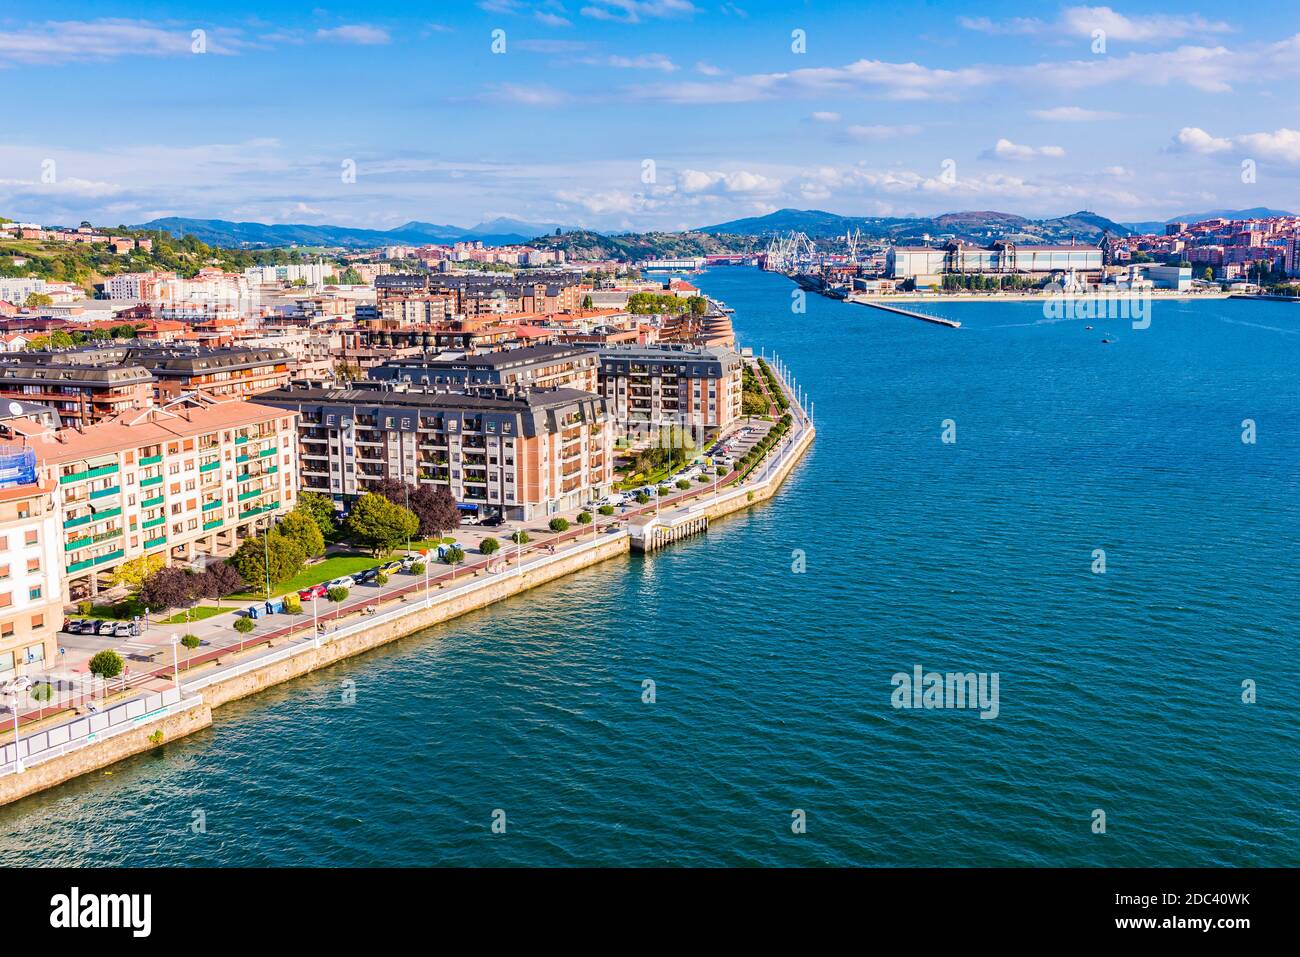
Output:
(170, 633), (179, 686)
(424, 559), (431, 605)
(312, 594), (319, 636)
(261, 516), (272, 601)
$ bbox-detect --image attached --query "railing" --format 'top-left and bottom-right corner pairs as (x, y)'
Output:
(59, 463), (118, 485)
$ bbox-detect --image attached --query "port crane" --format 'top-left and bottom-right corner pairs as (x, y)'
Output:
(763, 231), (816, 272)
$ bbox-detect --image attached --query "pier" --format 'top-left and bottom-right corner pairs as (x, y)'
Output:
(847, 297), (961, 327)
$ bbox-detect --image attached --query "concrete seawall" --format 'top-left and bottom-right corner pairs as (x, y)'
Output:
(1, 420), (814, 807)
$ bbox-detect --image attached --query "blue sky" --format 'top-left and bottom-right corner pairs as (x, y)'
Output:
(3, 1), (1299, 231)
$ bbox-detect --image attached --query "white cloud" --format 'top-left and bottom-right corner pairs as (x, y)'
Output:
(678, 169), (779, 195)
(1030, 106), (1118, 121)
(1234, 128), (1300, 163)
(315, 24), (391, 45)
(962, 7), (1233, 43)
(984, 138), (1066, 160)
(844, 124), (922, 141)
(810, 111), (841, 122)
(0, 18), (251, 64)
(958, 16), (1044, 35)
(535, 12), (572, 27)
(694, 61), (723, 76)
(605, 53), (677, 71)
(1172, 126), (1233, 153)
(580, 1), (699, 24)
(483, 83), (570, 106)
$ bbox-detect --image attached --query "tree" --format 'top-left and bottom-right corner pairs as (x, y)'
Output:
(480, 537), (500, 555)
(549, 517), (570, 532)
(140, 566), (195, 613)
(326, 585), (349, 603)
(409, 561), (425, 575)
(441, 545), (465, 566)
(577, 511), (593, 524)
(343, 493), (418, 557)
(635, 491), (650, 504)
(200, 561), (243, 609)
(24, 292), (52, 308)
(280, 509), (325, 558)
(180, 634), (201, 666)
(510, 530), (530, 545)
(598, 504), (614, 516)
(112, 554), (166, 596)
(89, 650), (123, 682)
(296, 491), (338, 539)
(234, 616), (255, 634)
(413, 484), (461, 539)
(230, 529), (307, 592)
(375, 571), (389, 586)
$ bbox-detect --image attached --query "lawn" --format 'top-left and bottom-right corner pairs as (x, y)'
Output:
(227, 552), (390, 601)
(158, 605), (228, 625)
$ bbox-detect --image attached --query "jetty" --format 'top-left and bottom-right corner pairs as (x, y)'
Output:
(847, 296), (961, 328)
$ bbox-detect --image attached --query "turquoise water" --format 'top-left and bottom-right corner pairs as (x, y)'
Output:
(2, 270), (1297, 866)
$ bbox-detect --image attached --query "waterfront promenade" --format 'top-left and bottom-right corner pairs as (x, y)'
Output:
(0, 359), (814, 801)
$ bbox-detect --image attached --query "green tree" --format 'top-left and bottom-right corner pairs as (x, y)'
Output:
(180, 634), (201, 666)
(326, 585), (349, 603)
(296, 491), (338, 539)
(549, 517), (570, 532)
(343, 493), (419, 557)
(480, 537), (500, 555)
(598, 504), (614, 516)
(230, 529), (306, 591)
(111, 554), (166, 595)
(280, 509), (326, 558)
(576, 511), (592, 524)
(24, 292), (52, 308)
(234, 616), (255, 634)
(89, 650), (124, 682)
(441, 545), (465, 566)
(510, 530), (530, 545)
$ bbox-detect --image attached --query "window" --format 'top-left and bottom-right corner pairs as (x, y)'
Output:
(0, 565), (8, 580)
(24, 530), (37, 546)
(25, 558), (38, 573)
(0, 621), (12, 638)
(28, 586), (41, 601)
(32, 614), (44, 630)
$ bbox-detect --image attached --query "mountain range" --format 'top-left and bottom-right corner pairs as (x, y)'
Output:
(695, 208), (1134, 243)
(133, 216), (574, 248)
(1121, 207), (1296, 234)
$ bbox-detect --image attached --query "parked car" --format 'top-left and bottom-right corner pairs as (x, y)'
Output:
(326, 576), (355, 590)
(459, 513), (482, 526)
(355, 569), (378, 585)
(127, 621), (141, 637)
(299, 584), (328, 600)
(399, 554), (421, 569)
(113, 622), (132, 639)
(96, 620), (117, 637)
(481, 513), (504, 527)
(379, 560), (403, 573)
(0, 675), (32, 695)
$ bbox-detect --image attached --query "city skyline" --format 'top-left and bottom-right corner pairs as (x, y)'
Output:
(3, 2), (1300, 230)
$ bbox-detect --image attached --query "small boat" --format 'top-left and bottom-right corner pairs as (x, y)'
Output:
(1085, 325), (1093, 330)
(1101, 338), (1113, 344)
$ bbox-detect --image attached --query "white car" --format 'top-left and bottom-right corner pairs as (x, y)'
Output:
(327, 576), (355, 589)
(0, 675), (33, 695)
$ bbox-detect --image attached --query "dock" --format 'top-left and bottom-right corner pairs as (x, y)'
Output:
(847, 297), (961, 328)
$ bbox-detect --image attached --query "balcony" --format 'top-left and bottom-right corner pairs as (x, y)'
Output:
(203, 518), (224, 531)
(142, 515), (166, 529)
(202, 499), (222, 512)
(66, 558), (94, 574)
(139, 454), (162, 466)
(65, 536), (92, 552)
(89, 485), (120, 500)
(144, 535), (167, 550)
(93, 548), (124, 566)
(140, 475), (163, 488)
(235, 435), (249, 445)
(239, 502), (279, 520)
(200, 460), (221, 473)
(141, 494), (165, 509)
(238, 489), (267, 502)
(63, 505), (122, 530)
(60, 463), (118, 485)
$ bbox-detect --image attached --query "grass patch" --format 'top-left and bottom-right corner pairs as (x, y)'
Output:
(158, 605), (228, 625)
(228, 552), (389, 601)
(76, 600), (145, 621)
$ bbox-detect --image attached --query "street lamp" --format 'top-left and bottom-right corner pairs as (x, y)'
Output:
(170, 633), (179, 686)
(261, 516), (272, 601)
(9, 694), (21, 773)
(424, 559), (431, 605)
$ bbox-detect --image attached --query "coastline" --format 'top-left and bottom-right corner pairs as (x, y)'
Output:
(0, 372), (816, 808)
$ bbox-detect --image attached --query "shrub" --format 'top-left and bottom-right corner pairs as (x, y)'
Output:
(282, 593), (302, 614)
(598, 504), (614, 516)
(441, 545), (465, 565)
(375, 571), (389, 586)
(77, 601), (93, 616)
(181, 634), (201, 652)
(549, 517), (570, 532)
(480, 537), (500, 555)
(657, 486), (670, 496)
(676, 479), (691, 489)
(576, 511), (592, 524)
(409, 561), (425, 575)
(233, 617), (255, 634)
(634, 492), (650, 504)
(326, 586), (349, 603)
(696, 476), (710, 484)
(716, 467), (728, 476)
(510, 530), (530, 545)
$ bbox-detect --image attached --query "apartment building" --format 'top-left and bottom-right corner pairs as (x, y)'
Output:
(0, 362), (154, 428)
(0, 456), (62, 683)
(259, 383), (613, 520)
(597, 344), (743, 437)
(368, 344), (600, 393)
(12, 396), (298, 602)
(134, 347), (293, 401)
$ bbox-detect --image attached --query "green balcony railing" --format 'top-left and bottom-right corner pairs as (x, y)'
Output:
(200, 460), (221, 472)
(203, 518), (224, 531)
(202, 499), (222, 511)
(139, 454), (162, 466)
(65, 536), (92, 552)
(142, 516), (166, 530)
(66, 558), (94, 574)
(89, 486), (120, 500)
(59, 463), (118, 485)
(144, 535), (167, 549)
(140, 475), (163, 488)
(141, 494), (164, 509)
(239, 502), (279, 520)
(235, 453), (250, 464)
(259, 447), (277, 458)
(235, 435), (249, 445)
(237, 489), (266, 502)
(93, 549), (124, 566)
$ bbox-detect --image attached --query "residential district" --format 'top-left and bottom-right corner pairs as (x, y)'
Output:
(0, 221), (824, 780)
